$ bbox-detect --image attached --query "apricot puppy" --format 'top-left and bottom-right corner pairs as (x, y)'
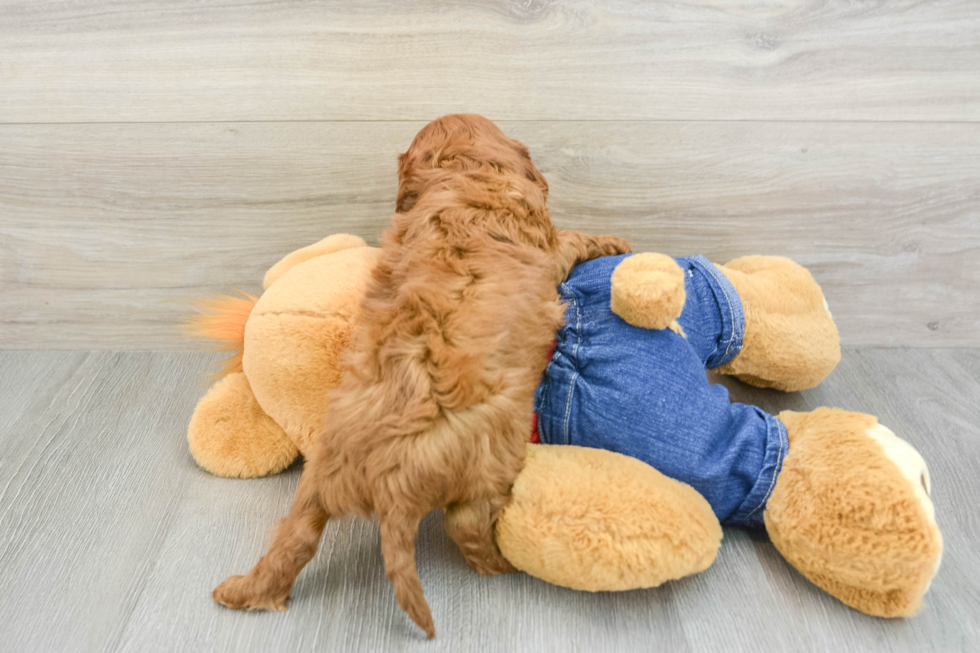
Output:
(213, 114), (630, 638)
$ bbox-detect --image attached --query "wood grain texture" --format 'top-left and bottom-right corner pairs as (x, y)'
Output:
(1, 0), (978, 123)
(1, 1), (976, 650)
(2, 121), (977, 349)
(0, 349), (977, 652)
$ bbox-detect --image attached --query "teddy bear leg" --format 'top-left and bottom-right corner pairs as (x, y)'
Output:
(713, 256), (840, 391)
(188, 372), (299, 478)
(496, 443), (722, 591)
(764, 408), (942, 617)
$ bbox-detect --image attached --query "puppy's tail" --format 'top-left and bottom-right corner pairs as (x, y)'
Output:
(378, 507), (436, 638)
(183, 291), (258, 378)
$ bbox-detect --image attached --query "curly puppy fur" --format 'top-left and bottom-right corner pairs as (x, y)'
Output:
(213, 114), (630, 638)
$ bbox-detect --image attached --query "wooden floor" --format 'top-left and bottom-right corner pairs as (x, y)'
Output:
(0, 349), (977, 652)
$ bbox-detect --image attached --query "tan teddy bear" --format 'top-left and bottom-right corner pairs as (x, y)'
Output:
(188, 234), (941, 617)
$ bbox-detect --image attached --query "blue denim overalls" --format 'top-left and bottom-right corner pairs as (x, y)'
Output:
(534, 254), (788, 527)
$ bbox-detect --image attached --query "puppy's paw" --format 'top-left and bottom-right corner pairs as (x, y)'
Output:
(595, 235), (631, 257)
(487, 557), (518, 576)
(466, 552), (518, 576)
(213, 574), (290, 612)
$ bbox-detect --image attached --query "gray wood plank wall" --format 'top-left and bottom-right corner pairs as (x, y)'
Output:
(1, 1), (978, 348)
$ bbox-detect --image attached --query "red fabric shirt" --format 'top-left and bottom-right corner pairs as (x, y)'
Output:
(528, 340), (557, 443)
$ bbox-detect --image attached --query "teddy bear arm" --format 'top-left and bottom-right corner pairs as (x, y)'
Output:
(263, 234), (368, 289)
(712, 256), (840, 391)
(496, 443), (722, 591)
(609, 253), (687, 334)
(187, 372), (299, 478)
(765, 408), (942, 617)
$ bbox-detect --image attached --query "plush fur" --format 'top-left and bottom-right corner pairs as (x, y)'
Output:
(262, 234), (369, 289)
(211, 114), (629, 638)
(186, 292), (257, 378)
(608, 254), (840, 390)
(245, 244), (383, 454)
(497, 443), (721, 591)
(610, 252), (687, 334)
(186, 237), (382, 475)
(188, 372), (297, 478)
(714, 256), (841, 391)
(766, 408), (943, 617)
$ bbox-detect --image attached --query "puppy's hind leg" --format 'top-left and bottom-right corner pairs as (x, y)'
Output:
(377, 504), (436, 639)
(213, 472), (329, 611)
(444, 498), (517, 576)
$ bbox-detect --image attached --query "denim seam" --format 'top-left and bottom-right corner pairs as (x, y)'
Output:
(743, 417), (787, 521)
(561, 373), (578, 446)
(691, 255), (744, 367)
(559, 281), (582, 446)
(699, 257), (736, 361)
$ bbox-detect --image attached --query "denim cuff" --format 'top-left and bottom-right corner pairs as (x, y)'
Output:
(728, 410), (789, 528)
(686, 255), (745, 369)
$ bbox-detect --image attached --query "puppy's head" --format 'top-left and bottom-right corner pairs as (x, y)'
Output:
(396, 114), (548, 212)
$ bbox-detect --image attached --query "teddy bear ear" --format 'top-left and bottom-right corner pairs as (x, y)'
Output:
(263, 234), (368, 289)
